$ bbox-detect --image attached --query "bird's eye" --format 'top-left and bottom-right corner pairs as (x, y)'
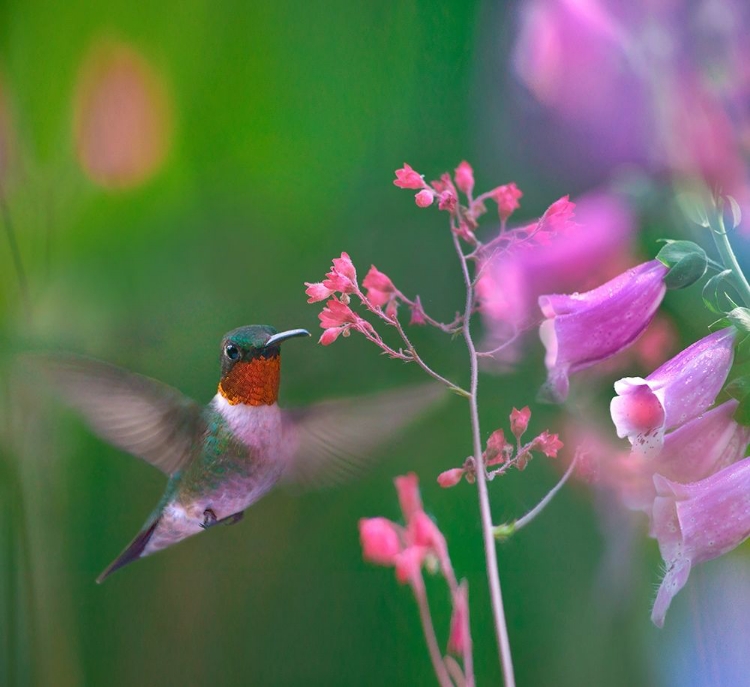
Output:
(225, 344), (240, 360)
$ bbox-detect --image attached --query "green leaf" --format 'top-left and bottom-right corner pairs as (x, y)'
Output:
(734, 395), (750, 427)
(662, 251), (708, 290)
(656, 239), (708, 267)
(702, 269), (737, 314)
(727, 308), (750, 333)
(725, 374), (750, 402)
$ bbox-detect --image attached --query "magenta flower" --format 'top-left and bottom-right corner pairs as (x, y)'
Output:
(489, 182), (523, 220)
(393, 163), (425, 189)
(454, 161), (474, 196)
(611, 328), (736, 456)
(359, 517), (401, 566)
(538, 259), (668, 401)
(414, 189), (433, 208)
(650, 458), (750, 627)
(613, 400), (750, 514)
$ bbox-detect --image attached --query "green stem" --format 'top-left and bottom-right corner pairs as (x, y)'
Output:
(711, 214), (750, 307)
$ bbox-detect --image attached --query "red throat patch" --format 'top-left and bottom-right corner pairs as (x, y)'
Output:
(218, 356), (280, 406)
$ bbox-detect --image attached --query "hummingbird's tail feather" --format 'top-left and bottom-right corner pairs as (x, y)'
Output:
(96, 516), (162, 584)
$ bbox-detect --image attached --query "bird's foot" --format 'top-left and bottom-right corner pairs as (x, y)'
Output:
(200, 508), (218, 529)
(220, 511), (244, 526)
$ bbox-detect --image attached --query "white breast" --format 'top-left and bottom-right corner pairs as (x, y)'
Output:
(211, 393), (283, 454)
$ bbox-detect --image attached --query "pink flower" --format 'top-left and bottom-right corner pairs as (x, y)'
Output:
(448, 582), (470, 655)
(438, 190), (457, 213)
(485, 429), (508, 466)
(478, 191), (635, 366)
(394, 473), (422, 522)
(650, 458), (750, 627)
(490, 183), (523, 220)
(359, 517), (401, 566)
(437, 468), (465, 488)
(611, 328), (736, 456)
(538, 260), (668, 401)
(454, 161), (474, 196)
(612, 400), (750, 514)
(318, 299), (370, 345)
(409, 297), (426, 326)
(533, 431), (563, 458)
(321, 252), (357, 294)
(362, 266), (396, 308)
(510, 406), (531, 439)
(395, 545), (428, 586)
(304, 282), (333, 303)
(393, 163), (424, 189)
(415, 189), (434, 208)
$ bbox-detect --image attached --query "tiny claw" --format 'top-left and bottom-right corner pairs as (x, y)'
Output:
(201, 508), (217, 529)
(220, 511), (245, 526)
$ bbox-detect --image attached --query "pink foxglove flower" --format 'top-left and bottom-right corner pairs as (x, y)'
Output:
(610, 328), (736, 456)
(538, 259), (668, 401)
(614, 400), (750, 514)
(650, 458), (750, 627)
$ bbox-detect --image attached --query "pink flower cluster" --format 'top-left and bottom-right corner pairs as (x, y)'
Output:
(438, 406), (563, 487)
(359, 474), (472, 673)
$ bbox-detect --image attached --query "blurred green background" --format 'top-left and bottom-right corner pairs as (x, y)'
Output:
(0, 1), (733, 685)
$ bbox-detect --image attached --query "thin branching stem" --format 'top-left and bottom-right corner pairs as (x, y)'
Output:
(452, 228), (516, 687)
(413, 579), (454, 687)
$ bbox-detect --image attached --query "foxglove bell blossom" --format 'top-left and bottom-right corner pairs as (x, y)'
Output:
(539, 260), (668, 401)
(650, 458), (750, 627)
(610, 328), (736, 456)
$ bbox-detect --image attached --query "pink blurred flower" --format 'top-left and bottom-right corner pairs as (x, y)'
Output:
(394, 163), (424, 189)
(438, 190), (457, 213)
(489, 183), (523, 220)
(415, 189), (434, 207)
(448, 582), (471, 655)
(362, 266), (396, 308)
(437, 467), (465, 488)
(478, 191), (635, 366)
(510, 406), (531, 439)
(454, 161), (475, 196)
(409, 297), (427, 326)
(538, 259), (668, 401)
(359, 517), (402, 566)
(611, 328), (736, 456)
(651, 458), (750, 627)
(395, 472), (422, 522)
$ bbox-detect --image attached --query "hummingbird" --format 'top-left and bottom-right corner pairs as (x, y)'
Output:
(35, 325), (441, 583)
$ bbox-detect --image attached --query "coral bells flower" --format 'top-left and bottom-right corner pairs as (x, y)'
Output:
(454, 161), (474, 196)
(318, 299), (369, 345)
(532, 431), (563, 458)
(610, 328), (736, 456)
(490, 182), (523, 220)
(538, 259), (669, 401)
(304, 281), (333, 303)
(510, 406), (531, 439)
(438, 190), (457, 213)
(415, 189), (434, 208)
(359, 517), (401, 566)
(650, 458), (750, 627)
(437, 467), (465, 488)
(322, 252), (358, 294)
(448, 582), (470, 655)
(362, 266), (397, 308)
(393, 163), (424, 189)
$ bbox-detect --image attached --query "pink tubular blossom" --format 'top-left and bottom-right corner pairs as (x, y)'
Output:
(611, 328), (736, 456)
(438, 190), (457, 213)
(359, 518), (402, 566)
(304, 281), (333, 303)
(415, 189), (434, 207)
(534, 431), (563, 458)
(437, 468), (465, 488)
(395, 473), (423, 523)
(485, 429), (508, 466)
(409, 297), (426, 326)
(448, 582), (470, 655)
(490, 183), (523, 220)
(318, 298), (368, 346)
(322, 251), (358, 294)
(363, 266), (396, 308)
(393, 163), (424, 189)
(538, 259), (668, 401)
(395, 545), (428, 585)
(454, 161), (474, 196)
(510, 407), (531, 439)
(650, 458), (750, 627)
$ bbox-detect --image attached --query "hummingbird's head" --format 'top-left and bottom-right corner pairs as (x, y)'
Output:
(217, 325), (309, 406)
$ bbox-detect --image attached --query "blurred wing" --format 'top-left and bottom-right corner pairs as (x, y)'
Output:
(281, 383), (445, 488)
(32, 354), (204, 475)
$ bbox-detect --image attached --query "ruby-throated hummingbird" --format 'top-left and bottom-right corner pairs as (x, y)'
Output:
(35, 325), (441, 583)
